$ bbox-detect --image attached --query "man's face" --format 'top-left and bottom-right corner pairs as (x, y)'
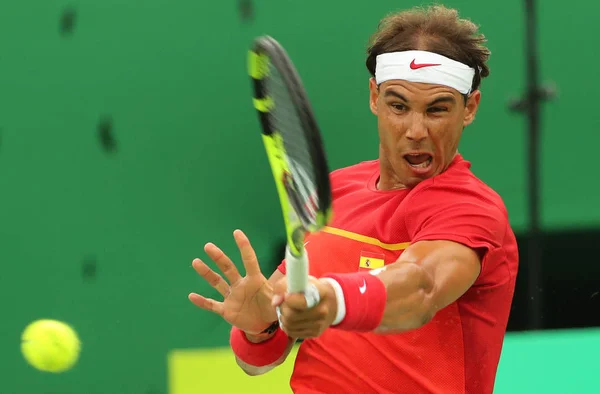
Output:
(369, 78), (481, 189)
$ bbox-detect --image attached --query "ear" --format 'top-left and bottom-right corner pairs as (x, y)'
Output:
(463, 90), (481, 127)
(369, 78), (379, 116)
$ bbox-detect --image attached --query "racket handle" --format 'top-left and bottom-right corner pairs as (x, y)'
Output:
(285, 245), (309, 293)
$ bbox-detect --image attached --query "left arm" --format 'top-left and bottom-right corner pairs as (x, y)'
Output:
(274, 239), (481, 338)
(370, 239), (481, 333)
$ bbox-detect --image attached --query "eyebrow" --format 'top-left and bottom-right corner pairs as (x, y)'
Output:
(383, 90), (457, 106)
(427, 96), (457, 106)
(383, 90), (408, 102)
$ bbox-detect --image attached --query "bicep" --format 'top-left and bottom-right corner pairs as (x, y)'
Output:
(399, 240), (481, 312)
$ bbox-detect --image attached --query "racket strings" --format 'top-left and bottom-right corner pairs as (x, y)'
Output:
(268, 64), (319, 224)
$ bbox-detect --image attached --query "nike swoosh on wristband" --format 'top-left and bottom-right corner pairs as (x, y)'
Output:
(359, 280), (367, 294)
(410, 59), (441, 70)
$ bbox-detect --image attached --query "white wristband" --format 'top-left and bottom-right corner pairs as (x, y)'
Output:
(321, 278), (346, 326)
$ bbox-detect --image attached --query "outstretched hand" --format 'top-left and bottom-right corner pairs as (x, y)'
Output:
(189, 229), (277, 335)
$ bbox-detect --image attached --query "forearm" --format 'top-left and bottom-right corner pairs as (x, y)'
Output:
(374, 262), (435, 333)
(235, 333), (296, 376)
(324, 240), (482, 336)
(375, 240), (480, 333)
(323, 262), (435, 334)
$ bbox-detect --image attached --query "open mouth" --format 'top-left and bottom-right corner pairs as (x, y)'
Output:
(404, 153), (433, 169)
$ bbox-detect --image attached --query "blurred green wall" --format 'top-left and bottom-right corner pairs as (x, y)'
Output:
(0, 1), (598, 393)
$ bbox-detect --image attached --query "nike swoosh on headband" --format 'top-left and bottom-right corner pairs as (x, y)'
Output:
(410, 59), (441, 70)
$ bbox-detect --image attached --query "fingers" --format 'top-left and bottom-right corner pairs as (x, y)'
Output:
(303, 284), (321, 309)
(278, 293), (329, 338)
(233, 229), (261, 277)
(275, 280), (336, 339)
(272, 281), (322, 329)
(283, 327), (320, 339)
(204, 242), (242, 285)
(273, 276), (288, 297)
(281, 292), (309, 311)
(279, 294), (327, 321)
(277, 283), (323, 311)
(191, 258), (231, 297)
(272, 294), (285, 307)
(279, 305), (328, 339)
(188, 293), (224, 316)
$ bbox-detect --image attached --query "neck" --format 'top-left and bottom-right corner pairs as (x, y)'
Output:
(377, 149), (407, 191)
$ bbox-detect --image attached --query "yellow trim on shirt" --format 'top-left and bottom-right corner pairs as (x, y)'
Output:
(321, 226), (411, 251)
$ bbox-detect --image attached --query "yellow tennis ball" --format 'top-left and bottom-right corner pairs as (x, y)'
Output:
(21, 319), (81, 373)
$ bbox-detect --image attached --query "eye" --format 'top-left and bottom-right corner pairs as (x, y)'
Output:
(391, 103), (406, 111)
(427, 106), (448, 113)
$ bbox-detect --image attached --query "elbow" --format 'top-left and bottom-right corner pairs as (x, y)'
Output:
(241, 368), (258, 376)
(241, 368), (265, 377)
(235, 356), (276, 376)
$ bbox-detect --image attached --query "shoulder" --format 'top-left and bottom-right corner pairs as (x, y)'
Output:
(408, 155), (508, 219)
(330, 159), (378, 178)
(329, 159), (379, 187)
(402, 155), (511, 249)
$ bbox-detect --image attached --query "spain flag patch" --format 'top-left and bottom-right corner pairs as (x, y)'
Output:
(359, 251), (385, 270)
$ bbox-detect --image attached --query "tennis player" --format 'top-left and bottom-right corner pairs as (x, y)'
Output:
(189, 5), (518, 394)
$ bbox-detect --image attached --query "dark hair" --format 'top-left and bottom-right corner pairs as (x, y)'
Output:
(366, 5), (491, 92)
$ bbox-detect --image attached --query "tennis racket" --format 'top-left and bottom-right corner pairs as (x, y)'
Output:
(248, 35), (333, 305)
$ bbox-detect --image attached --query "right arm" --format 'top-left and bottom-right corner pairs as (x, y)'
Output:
(235, 335), (297, 376)
(235, 269), (297, 376)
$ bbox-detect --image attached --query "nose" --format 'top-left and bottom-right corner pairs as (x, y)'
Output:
(405, 113), (429, 142)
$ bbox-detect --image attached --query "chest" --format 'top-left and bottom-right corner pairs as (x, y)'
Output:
(305, 188), (413, 277)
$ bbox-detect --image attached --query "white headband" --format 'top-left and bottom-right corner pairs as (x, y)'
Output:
(375, 50), (475, 94)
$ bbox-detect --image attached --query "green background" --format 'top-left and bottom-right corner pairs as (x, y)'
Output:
(0, 0), (597, 393)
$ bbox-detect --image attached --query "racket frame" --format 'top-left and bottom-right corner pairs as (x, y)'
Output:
(248, 36), (332, 293)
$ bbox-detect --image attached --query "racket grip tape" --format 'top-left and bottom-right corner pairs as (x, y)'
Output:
(285, 245), (309, 293)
